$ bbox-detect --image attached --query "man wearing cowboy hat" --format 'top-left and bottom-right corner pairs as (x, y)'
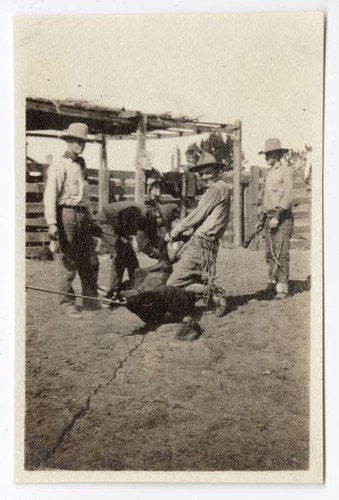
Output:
(258, 138), (294, 299)
(165, 152), (230, 316)
(44, 122), (99, 318)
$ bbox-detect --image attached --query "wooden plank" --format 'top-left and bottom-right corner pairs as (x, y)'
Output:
(87, 169), (136, 180)
(293, 228), (311, 236)
(232, 120), (242, 246)
(26, 183), (45, 193)
(245, 165), (260, 241)
(294, 218), (311, 227)
(180, 173), (187, 219)
(135, 114), (147, 205)
(26, 203), (44, 214)
(294, 181), (309, 190)
(26, 247), (50, 259)
(98, 135), (110, 211)
(294, 196), (312, 206)
(293, 211), (310, 219)
(26, 232), (49, 243)
(26, 217), (47, 227)
(290, 239), (311, 250)
(87, 184), (99, 196)
(294, 188), (312, 198)
(293, 202), (311, 212)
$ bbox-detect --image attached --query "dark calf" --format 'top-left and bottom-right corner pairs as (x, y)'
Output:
(126, 285), (201, 340)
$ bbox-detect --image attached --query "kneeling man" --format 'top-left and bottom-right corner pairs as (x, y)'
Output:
(166, 153), (230, 316)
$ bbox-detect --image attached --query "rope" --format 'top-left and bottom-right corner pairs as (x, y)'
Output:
(198, 236), (219, 306)
(268, 228), (283, 280)
(25, 285), (126, 306)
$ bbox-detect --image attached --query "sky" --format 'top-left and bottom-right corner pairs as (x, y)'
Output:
(15, 12), (323, 172)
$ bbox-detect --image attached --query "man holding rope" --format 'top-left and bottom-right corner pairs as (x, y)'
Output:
(44, 122), (99, 319)
(258, 138), (294, 299)
(165, 152), (230, 317)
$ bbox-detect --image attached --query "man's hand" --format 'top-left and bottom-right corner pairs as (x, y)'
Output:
(48, 224), (58, 239)
(268, 217), (279, 229)
(164, 232), (173, 243)
(255, 220), (263, 232)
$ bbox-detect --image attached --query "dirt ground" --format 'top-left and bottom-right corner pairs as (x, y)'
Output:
(24, 247), (310, 471)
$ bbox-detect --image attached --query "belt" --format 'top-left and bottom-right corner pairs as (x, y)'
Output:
(61, 205), (88, 213)
(265, 209), (292, 218)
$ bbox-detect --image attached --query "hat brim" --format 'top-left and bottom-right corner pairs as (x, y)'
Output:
(60, 134), (88, 142)
(258, 148), (289, 155)
(189, 162), (224, 172)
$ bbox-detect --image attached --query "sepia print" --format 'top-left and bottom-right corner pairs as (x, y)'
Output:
(14, 12), (323, 482)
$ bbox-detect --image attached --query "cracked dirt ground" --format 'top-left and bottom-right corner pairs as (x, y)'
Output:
(24, 248), (310, 471)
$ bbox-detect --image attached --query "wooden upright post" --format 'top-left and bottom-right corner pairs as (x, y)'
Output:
(135, 114), (147, 205)
(176, 146), (181, 171)
(98, 135), (110, 211)
(233, 120), (242, 246)
(180, 173), (187, 219)
(245, 165), (260, 244)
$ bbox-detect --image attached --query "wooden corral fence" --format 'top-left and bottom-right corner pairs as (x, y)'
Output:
(25, 163), (311, 258)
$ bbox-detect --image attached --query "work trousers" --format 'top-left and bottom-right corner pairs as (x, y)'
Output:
(265, 217), (294, 286)
(166, 234), (218, 296)
(56, 207), (98, 306)
(98, 224), (139, 292)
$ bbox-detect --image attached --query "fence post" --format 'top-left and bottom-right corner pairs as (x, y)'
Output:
(98, 135), (110, 211)
(245, 165), (260, 244)
(135, 114), (147, 205)
(233, 120), (242, 246)
(180, 173), (187, 219)
(176, 146), (181, 171)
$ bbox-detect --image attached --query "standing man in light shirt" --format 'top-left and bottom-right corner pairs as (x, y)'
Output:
(44, 122), (99, 318)
(165, 152), (230, 317)
(258, 138), (294, 299)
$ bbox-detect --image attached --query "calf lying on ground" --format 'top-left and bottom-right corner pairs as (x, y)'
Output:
(125, 285), (202, 341)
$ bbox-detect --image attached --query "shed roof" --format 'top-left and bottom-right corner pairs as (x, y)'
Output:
(26, 97), (237, 140)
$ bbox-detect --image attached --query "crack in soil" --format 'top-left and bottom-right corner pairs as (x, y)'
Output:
(30, 334), (146, 469)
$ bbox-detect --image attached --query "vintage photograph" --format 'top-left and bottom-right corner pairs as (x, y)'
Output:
(14, 12), (323, 482)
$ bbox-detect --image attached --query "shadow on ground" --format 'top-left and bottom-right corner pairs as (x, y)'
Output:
(225, 275), (311, 315)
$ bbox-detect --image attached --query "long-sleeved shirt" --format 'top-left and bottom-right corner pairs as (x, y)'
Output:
(96, 201), (158, 256)
(44, 154), (93, 225)
(263, 161), (294, 212)
(171, 179), (230, 240)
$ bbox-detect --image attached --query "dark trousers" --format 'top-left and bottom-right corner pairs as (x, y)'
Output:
(57, 207), (98, 305)
(98, 224), (139, 292)
(265, 217), (294, 285)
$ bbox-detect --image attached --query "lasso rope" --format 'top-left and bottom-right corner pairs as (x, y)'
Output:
(268, 228), (283, 280)
(198, 236), (219, 306)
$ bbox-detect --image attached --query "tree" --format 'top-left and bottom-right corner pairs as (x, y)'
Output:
(185, 132), (245, 172)
(284, 145), (312, 170)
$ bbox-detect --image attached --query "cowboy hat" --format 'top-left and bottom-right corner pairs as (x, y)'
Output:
(189, 152), (223, 172)
(258, 138), (289, 155)
(60, 123), (89, 142)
